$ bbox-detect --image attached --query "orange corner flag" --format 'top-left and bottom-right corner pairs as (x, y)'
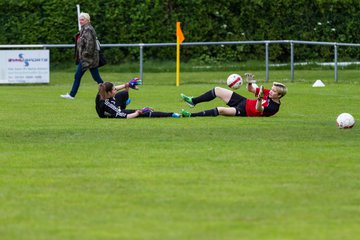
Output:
(176, 22), (185, 44)
(176, 22), (184, 86)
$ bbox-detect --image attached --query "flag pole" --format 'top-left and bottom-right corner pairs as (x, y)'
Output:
(176, 38), (181, 87)
(76, 4), (81, 31)
(176, 22), (184, 87)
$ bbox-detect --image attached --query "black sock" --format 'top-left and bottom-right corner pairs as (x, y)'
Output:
(192, 88), (216, 105)
(140, 112), (173, 118)
(191, 108), (219, 117)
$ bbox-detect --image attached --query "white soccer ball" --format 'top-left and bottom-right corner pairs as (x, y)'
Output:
(336, 113), (355, 129)
(227, 74), (243, 89)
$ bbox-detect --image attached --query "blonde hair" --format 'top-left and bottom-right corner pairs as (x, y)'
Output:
(79, 12), (90, 22)
(273, 82), (287, 98)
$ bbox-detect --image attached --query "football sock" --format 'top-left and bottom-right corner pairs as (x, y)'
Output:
(192, 88), (216, 105)
(141, 112), (173, 118)
(191, 108), (219, 117)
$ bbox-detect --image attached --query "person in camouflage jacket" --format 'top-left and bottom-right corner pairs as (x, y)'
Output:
(77, 17), (99, 70)
(61, 12), (103, 99)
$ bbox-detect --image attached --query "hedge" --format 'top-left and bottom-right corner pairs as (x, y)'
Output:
(1, 0), (359, 64)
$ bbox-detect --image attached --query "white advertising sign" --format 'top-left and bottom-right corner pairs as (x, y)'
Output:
(0, 50), (49, 84)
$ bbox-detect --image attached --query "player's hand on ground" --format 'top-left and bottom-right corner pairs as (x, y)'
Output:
(139, 107), (154, 114)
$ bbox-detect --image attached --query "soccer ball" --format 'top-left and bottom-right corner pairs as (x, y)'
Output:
(227, 74), (243, 89)
(336, 113), (355, 129)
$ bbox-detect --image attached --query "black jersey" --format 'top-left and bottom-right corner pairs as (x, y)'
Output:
(95, 94), (127, 118)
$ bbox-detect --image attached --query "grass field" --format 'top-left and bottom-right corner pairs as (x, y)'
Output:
(0, 67), (359, 240)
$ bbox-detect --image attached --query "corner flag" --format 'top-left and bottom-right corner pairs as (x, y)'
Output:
(176, 22), (185, 44)
(176, 22), (185, 86)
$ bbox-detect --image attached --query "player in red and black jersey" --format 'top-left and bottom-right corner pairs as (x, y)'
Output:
(180, 73), (287, 117)
(96, 79), (180, 119)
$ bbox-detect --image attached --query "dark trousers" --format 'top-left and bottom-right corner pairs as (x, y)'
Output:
(70, 63), (103, 97)
(114, 90), (174, 117)
(115, 91), (129, 110)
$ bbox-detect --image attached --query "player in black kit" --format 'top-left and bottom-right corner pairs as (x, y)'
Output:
(95, 79), (180, 119)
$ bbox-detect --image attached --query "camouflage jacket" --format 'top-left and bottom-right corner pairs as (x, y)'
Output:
(77, 23), (99, 70)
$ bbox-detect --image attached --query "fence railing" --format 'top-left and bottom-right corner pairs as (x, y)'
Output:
(2, 40), (360, 82)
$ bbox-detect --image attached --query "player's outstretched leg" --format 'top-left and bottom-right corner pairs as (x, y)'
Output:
(140, 110), (181, 118)
(180, 94), (195, 108)
(181, 108), (219, 117)
(181, 88), (229, 107)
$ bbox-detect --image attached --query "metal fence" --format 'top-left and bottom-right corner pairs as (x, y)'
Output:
(1, 40), (360, 82)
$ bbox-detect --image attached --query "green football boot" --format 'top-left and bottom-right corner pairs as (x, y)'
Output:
(181, 109), (192, 117)
(180, 93), (195, 108)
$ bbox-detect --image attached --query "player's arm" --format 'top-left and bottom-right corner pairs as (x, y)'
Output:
(126, 107), (153, 119)
(114, 83), (128, 91)
(247, 83), (256, 94)
(245, 73), (257, 94)
(126, 111), (141, 119)
(255, 85), (264, 112)
(114, 77), (142, 91)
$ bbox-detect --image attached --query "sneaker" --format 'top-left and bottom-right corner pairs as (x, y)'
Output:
(171, 113), (181, 118)
(180, 93), (195, 107)
(60, 93), (74, 100)
(181, 109), (191, 117)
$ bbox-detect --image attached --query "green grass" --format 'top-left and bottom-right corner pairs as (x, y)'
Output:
(0, 68), (359, 240)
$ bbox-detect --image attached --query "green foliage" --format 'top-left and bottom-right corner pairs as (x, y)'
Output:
(1, 0), (360, 63)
